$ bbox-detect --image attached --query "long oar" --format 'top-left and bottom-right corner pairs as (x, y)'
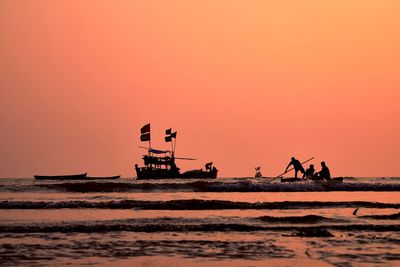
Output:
(267, 157), (314, 183)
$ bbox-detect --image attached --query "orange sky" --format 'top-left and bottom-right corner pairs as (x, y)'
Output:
(0, 1), (399, 177)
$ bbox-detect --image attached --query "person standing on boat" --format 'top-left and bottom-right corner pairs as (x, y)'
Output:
(315, 161), (331, 180)
(205, 162), (213, 172)
(169, 154), (180, 172)
(303, 164), (315, 179)
(285, 157), (305, 178)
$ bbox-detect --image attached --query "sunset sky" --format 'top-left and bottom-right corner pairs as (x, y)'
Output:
(0, 1), (399, 177)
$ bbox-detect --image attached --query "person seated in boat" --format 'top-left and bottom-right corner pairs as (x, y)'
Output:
(205, 162), (213, 172)
(285, 157), (305, 178)
(255, 167), (262, 178)
(315, 161), (331, 180)
(302, 164), (315, 179)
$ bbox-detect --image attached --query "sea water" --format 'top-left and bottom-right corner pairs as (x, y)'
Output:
(0, 177), (399, 266)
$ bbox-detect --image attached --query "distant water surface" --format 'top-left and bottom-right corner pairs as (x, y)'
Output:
(0, 177), (399, 266)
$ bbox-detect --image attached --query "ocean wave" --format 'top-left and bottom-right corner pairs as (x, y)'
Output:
(1, 199), (399, 210)
(35, 181), (400, 192)
(0, 221), (399, 233)
(2, 179), (400, 193)
(360, 212), (400, 220)
(255, 215), (344, 224)
(204, 181), (400, 192)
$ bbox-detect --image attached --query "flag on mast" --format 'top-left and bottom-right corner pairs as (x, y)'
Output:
(140, 133), (150, 141)
(165, 129), (177, 142)
(141, 123), (150, 134)
(140, 123), (151, 142)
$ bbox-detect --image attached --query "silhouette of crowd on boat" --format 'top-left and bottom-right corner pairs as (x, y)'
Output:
(285, 157), (331, 180)
(254, 156), (339, 183)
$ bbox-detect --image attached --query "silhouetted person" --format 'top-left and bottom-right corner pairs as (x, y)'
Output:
(255, 167), (262, 178)
(303, 164), (315, 179)
(205, 162), (213, 172)
(169, 155), (180, 171)
(285, 157), (305, 178)
(315, 161), (331, 180)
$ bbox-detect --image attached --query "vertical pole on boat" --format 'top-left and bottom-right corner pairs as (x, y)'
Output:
(173, 135), (177, 155)
(141, 123), (151, 157)
(148, 133), (152, 156)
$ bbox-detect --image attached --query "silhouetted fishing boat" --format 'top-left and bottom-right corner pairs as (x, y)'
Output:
(34, 174), (121, 180)
(280, 177), (344, 183)
(135, 124), (218, 180)
(135, 155), (218, 180)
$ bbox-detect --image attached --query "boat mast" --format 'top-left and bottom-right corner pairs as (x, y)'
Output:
(148, 124), (151, 156)
(173, 136), (176, 156)
(170, 136), (174, 156)
(140, 123), (151, 157)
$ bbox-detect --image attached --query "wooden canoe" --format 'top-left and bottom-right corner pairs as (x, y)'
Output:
(281, 177), (344, 183)
(34, 173), (121, 180)
(34, 173), (88, 180)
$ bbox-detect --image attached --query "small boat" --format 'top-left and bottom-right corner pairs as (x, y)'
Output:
(34, 173), (88, 180)
(34, 173), (121, 180)
(85, 175), (121, 180)
(281, 177), (344, 183)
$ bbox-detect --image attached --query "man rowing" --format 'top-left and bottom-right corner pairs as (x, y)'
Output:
(284, 157), (305, 178)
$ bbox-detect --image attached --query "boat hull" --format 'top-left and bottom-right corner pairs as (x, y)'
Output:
(313, 177), (344, 183)
(280, 177), (303, 183)
(34, 173), (88, 180)
(135, 168), (181, 180)
(281, 177), (344, 183)
(34, 174), (121, 181)
(135, 167), (217, 180)
(181, 169), (218, 179)
(85, 175), (121, 180)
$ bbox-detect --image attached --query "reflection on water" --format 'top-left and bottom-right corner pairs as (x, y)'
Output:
(1, 232), (399, 266)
